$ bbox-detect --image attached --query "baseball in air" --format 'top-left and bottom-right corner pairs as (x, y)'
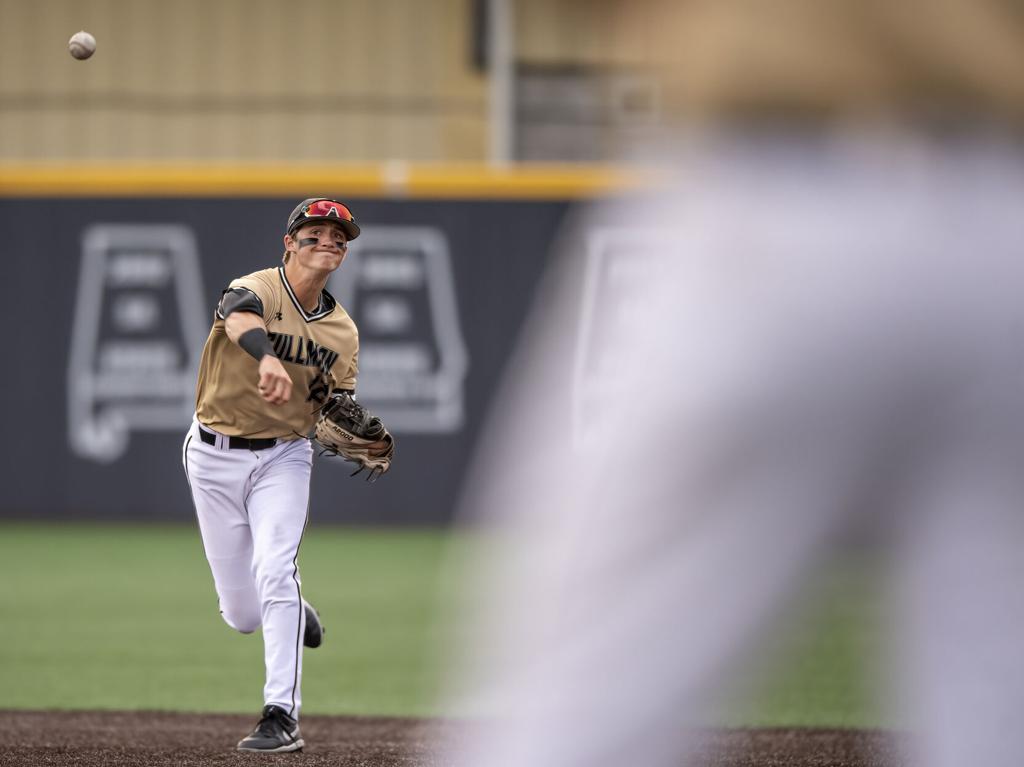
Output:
(68, 31), (96, 60)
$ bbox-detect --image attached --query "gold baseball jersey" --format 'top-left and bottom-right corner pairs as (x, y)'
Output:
(195, 266), (359, 439)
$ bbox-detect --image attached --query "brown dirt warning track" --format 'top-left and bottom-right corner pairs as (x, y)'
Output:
(1, 710), (906, 767)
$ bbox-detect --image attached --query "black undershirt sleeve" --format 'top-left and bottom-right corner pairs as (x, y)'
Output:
(238, 328), (276, 361)
(217, 287), (265, 320)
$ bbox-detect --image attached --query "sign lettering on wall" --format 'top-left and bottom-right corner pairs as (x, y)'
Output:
(67, 224), (207, 462)
(331, 226), (468, 433)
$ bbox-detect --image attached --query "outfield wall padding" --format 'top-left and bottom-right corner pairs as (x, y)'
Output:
(0, 197), (577, 524)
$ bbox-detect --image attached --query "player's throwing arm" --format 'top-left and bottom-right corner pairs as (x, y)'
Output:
(224, 310), (293, 405)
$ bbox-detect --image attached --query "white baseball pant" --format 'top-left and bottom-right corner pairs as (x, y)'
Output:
(182, 417), (312, 718)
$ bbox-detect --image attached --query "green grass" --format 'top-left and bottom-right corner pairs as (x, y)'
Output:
(721, 558), (889, 729)
(0, 522), (886, 726)
(0, 522), (457, 716)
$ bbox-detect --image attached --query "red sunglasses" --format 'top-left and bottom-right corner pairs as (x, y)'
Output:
(299, 199), (353, 222)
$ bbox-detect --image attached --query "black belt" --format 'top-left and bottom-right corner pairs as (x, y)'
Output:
(198, 426), (277, 451)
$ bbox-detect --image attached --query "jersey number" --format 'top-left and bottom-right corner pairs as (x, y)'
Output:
(307, 370), (330, 406)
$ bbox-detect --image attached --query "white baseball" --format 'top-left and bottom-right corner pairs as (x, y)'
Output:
(68, 31), (96, 60)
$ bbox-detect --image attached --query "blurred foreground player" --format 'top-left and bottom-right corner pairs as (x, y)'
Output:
(444, 2), (1024, 766)
(182, 198), (391, 752)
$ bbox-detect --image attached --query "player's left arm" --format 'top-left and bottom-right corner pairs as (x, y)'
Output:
(332, 345), (358, 394)
(320, 342), (395, 470)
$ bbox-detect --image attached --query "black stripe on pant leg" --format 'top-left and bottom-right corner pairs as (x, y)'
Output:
(183, 434), (203, 527)
(182, 434), (193, 488)
(288, 493), (312, 718)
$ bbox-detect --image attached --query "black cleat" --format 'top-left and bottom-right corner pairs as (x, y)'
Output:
(237, 705), (304, 752)
(303, 599), (325, 649)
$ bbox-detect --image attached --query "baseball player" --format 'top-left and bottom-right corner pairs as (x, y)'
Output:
(182, 198), (366, 752)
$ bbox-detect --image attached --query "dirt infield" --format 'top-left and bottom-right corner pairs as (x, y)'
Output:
(2, 710), (905, 766)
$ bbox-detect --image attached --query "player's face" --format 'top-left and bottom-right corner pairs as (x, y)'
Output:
(286, 221), (349, 272)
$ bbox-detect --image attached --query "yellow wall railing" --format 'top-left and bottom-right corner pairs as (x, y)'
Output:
(0, 162), (659, 199)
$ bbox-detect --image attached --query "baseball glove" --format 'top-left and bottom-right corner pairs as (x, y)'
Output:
(314, 392), (395, 481)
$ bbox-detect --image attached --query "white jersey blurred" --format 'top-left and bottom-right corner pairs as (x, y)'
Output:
(443, 132), (1024, 767)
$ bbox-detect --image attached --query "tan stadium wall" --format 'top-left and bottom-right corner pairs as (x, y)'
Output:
(0, 0), (488, 162)
(516, 0), (655, 68)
